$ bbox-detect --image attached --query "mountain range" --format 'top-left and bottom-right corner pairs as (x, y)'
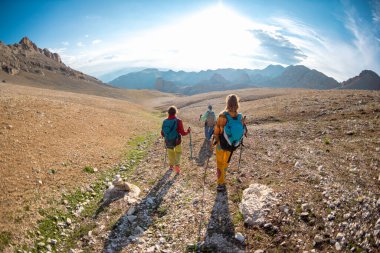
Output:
(110, 66), (380, 94)
(1, 37), (379, 95)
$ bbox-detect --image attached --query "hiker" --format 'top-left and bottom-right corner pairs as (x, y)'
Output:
(212, 94), (247, 191)
(161, 106), (191, 174)
(199, 104), (216, 140)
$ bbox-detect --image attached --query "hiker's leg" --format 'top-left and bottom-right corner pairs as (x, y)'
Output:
(174, 144), (182, 165)
(207, 126), (213, 140)
(216, 144), (229, 185)
(167, 148), (176, 167)
(204, 126), (208, 138)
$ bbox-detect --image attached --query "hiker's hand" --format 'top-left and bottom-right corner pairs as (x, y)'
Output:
(187, 127), (191, 133)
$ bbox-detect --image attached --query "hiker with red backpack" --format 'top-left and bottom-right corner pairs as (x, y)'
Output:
(212, 94), (247, 191)
(199, 104), (216, 140)
(161, 106), (191, 174)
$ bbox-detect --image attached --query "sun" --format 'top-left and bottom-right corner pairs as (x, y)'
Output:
(124, 4), (262, 70)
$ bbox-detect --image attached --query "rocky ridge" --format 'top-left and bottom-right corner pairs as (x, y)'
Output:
(0, 37), (100, 83)
(341, 70), (380, 90)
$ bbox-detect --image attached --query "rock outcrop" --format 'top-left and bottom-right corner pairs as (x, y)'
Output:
(19, 36), (38, 51)
(240, 183), (278, 226)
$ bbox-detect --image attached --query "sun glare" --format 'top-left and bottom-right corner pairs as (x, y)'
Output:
(124, 4), (264, 70)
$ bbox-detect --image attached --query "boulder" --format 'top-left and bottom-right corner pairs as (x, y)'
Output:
(239, 183), (278, 226)
(102, 175), (140, 203)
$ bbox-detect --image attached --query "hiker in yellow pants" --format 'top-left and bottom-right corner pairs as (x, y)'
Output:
(167, 144), (182, 169)
(161, 106), (191, 174)
(213, 94), (246, 191)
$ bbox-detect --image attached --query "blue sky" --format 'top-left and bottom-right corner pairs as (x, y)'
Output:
(1, 0), (379, 81)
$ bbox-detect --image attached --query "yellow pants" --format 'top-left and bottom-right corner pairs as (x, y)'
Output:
(168, 144), (182, 166)
(216, 144), (231, 185)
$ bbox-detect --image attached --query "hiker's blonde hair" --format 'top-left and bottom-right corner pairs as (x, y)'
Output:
(225, 94), (239, 113)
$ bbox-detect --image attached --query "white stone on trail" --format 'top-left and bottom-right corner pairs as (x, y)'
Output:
(127, 215), (137, 223)
(240, 183), (278, 226)
(127, 206), (136, 216)
(103, 174), (140, 203)
(235, 232), (245, 243)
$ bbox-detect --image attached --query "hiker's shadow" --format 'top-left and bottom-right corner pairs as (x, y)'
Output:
(204, 187), (244, 252)
(196, 139), (212, 166)
(103, 169), (178, 253)
(94, 187), (129, 219)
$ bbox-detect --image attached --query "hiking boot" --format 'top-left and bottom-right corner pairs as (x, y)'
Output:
(217, 184), (226, 192)
(174, 165), (181, 174)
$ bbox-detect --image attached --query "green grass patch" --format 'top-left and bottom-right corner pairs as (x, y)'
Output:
(63, 222), (97, 251)
(323, 137), (330, 145)
(0, 231), (12, 251)
(295, 205), (302, 214)
(233, 211), (244, 225)
(83, 166), (95, 174)
(18, 132), (158, 252)
(157, 206), (168, 218)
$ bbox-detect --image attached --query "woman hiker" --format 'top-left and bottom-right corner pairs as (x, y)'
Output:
(212, 94), (247, 191)
(161, 106), (191, 174)
(199, 104), (216, 140)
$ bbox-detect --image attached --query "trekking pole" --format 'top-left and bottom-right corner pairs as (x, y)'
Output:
(238, 116), (247, 171)
(163, 142), (167, 169)
(238, 142), (243, 171)
(189, 131), (193, 160)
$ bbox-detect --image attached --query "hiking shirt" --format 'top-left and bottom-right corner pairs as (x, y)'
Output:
(213, 110), (246, 143)
(161, 115), (189, 145)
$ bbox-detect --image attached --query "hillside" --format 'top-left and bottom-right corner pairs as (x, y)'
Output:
(0, 82), (161, 252)
(0, 37), (173, 104)
(341, 70), (380, 90)
(2, 86), (379, 252)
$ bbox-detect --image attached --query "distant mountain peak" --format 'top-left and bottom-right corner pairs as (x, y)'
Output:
(359, 70), (379, 78)
(19, 36), (38, 51)
(341, 69), (380, 90)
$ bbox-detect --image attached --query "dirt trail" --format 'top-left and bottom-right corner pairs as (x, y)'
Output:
(87, 122), (245, 252)
(88, 89), (380, 253)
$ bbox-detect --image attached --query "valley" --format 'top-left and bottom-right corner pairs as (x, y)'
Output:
(1, 80), (379, 252)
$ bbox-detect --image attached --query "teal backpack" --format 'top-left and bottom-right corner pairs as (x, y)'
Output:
(220, 112), (244, 152)
(162, 118), (179, 148)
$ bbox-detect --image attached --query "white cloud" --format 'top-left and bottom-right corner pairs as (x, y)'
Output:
(92, 39), (102, 45)
(48, 47), (66, 54)
(61, 41), (69, 46)
(61, 3), (379, 81)
(371, 0), (380, 24)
